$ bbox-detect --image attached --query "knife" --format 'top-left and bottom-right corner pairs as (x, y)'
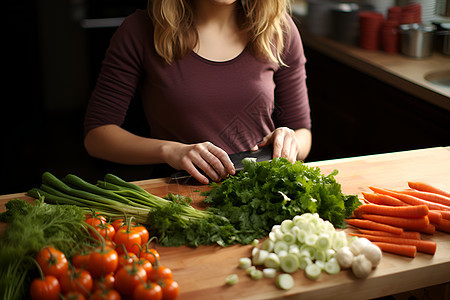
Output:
(169, 146), (273, 183)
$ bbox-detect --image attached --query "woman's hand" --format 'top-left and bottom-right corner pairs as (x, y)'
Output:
(163, 141), (236, 184)
(257, 127), (311, 162)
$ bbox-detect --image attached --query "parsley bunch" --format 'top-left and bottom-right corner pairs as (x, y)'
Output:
(203, 157), (360, 243)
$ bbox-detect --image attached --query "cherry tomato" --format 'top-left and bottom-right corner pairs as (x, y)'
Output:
(136, 257), (153, 279)
(72, 252), (91, 269)
(114, 264), (147, 296)
(133, 225), (149, 245)
(93, 273), (115, 291)
(63, 291), (86, 300)
(90, 289), (121, 300)
(149, 265), (173, 282)
(85, 215), (106, 227)
(114, 227), (141, 255)
(88, 247), (119, 278)
(35, 246), (68, 279)
(133, 282), (163, 300)
(59, 268), (93, 297)
(92, 222), (116, 241)
(30, 275), (60, 300)
(111, 219), (125, 231)
(161, 279), (179, 300)
(118, 252), (138, 269)
(140, 247), (160, 265)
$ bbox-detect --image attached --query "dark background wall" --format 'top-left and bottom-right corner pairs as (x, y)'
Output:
(2, 1), (449, 195)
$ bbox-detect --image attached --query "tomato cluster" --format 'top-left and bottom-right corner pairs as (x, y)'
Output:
(30, 215), (179, 300)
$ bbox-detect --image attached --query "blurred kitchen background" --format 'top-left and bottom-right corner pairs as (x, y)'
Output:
(2, 0), (449, 195)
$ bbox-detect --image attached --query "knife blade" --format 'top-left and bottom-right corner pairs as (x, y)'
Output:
(169, 146), (273, 183)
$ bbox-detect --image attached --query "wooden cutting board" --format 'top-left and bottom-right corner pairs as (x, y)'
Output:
(1, 147), (450, 299)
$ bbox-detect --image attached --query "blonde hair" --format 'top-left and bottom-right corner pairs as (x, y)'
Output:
(148, 0), (291, 65)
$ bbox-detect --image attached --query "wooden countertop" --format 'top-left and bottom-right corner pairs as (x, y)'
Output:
(1, 147), (450, 299)
(292, 4), (450, 112)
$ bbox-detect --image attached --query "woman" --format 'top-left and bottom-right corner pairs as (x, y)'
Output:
(84, 0), (311, 184)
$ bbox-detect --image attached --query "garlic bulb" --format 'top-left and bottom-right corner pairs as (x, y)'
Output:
(361, 243), (382, 268)
(335, 246), (354, 269)
(352, 254), (373, 279)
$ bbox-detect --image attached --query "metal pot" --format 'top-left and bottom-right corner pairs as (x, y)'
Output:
(436, 23), (450, 56)
(399, 23), (436, 59)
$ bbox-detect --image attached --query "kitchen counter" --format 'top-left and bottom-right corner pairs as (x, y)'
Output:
(292, 4), (450, 112)
(1, 147), (450, 299)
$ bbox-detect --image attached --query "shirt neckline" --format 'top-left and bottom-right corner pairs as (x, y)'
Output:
(190, 46), (248, 65)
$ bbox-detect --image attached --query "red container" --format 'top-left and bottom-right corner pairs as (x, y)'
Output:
(381, 19), (400, 53)
(359, 11), (385, 50)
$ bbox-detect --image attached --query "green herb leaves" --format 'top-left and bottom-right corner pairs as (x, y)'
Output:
(204, 158), (360, 239)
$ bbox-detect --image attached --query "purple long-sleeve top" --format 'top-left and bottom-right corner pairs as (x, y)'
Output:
(84, 9), (311, 154)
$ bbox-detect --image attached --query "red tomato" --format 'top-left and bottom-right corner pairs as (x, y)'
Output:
(90, 289), (121, 300)
(114, 227), (142, 255)
(88, 246), (119, 278)
(133, 282), (163, 300)
(118, 252), (138, 269)
(161, 280), (179, 300)
(35, 246), (68, 279)
(149, 265), (173, 283)
(30, 275), (60, 300)
(133, 225), (150, 245)
(140, 248), (160, 265)
(137, 258), (153, 279)
(111, 219), (125, 231)
(63, 291), (86, 300)
(93, 273), (115, 291)
(59, 268), (93, 297)
(85, 215), (106, 227)
(72, 252), (91, 269)
(92, 222), (116, 241)
(114, 264), (147, 296)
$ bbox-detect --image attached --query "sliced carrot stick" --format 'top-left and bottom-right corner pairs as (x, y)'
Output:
(368, 187), (450, 211)
(427, 210), (442, 225)
(345, 218), (403, 235)
(362, 192), (407, 206)
(372, 242), (417, 258)
(399, 189), (450, 207)
(356, 204), (428, 218)
(431, 210), (450, 220)
(419, 223), (435, 235)
(361, 214), (429, 231)
(408, 182), (450, 198)
(358, 229), (421, 240)
(348, 233), (437, 255)
(434, 218), (450, 233)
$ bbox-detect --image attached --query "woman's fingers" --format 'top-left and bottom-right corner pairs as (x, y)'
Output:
(179, 142), (235, 184)
(260, 127), (298, 163)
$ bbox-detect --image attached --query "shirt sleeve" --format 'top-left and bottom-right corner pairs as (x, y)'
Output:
(272, 15), (311, 131)
(83, 10), (148, 135)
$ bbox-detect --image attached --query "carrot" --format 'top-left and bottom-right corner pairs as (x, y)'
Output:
(356, 204), (428, 218)
(358, 229), (421, 240)
(362, 192), (407, 206)
(369, 186), (450, 211)
(419, 223), (435, 235)
(348, 233), (437, 255)
(427, 210), (442, 225)
(372, 242), (417, 258)
(435, 218), (450, 233)
(398, 189), (450, 207)
(361, 214), (429, 231)
(408, 181), (450, 198)
(431, 210), (450, 220)
(345, 218), (403, 235)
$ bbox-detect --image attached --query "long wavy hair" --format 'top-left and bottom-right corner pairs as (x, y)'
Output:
(148, 0), (291, 65)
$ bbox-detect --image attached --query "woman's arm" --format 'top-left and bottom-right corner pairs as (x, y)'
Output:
(84, 124), (235, 184)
